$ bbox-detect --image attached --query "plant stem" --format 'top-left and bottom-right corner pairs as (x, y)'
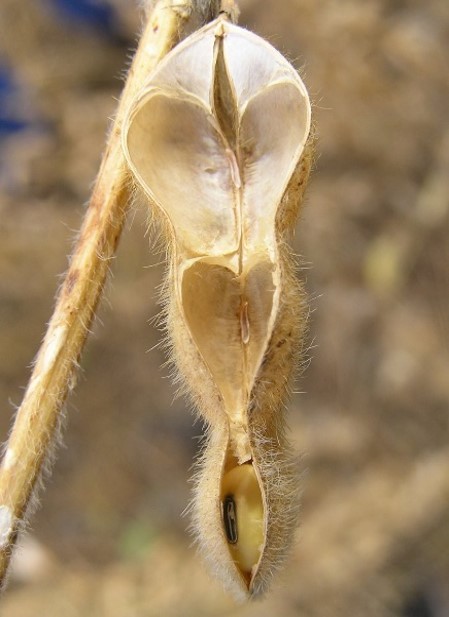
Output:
(219, 0), (239, 21)
(0, 0), (191, 590)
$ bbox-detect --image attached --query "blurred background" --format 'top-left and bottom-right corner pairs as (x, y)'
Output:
(0, 0), (448, 615)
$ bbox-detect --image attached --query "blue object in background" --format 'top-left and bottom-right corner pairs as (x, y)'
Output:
(47, 0), (119, 38)
(0, 2), (123, 142)
(0, 66), (30, 138)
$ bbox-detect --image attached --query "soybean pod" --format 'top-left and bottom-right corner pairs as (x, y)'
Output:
(122, 14), (312, 599)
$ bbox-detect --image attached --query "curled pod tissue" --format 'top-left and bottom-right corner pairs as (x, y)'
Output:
(122, 15), (312, 599)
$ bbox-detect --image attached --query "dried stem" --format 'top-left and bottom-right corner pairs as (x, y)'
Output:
(219, 0), (240, 22)
(0, 0), (193, 590)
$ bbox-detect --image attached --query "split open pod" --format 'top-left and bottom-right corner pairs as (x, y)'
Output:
(122, 15), (312, 599)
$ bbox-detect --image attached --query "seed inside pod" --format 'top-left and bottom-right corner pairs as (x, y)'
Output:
(221, 462), (264, 577)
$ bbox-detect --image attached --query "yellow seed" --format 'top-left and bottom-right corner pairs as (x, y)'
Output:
(221, 463), (264, 575)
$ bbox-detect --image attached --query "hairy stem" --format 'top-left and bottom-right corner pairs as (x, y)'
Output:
(0, 0), (192, 590)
